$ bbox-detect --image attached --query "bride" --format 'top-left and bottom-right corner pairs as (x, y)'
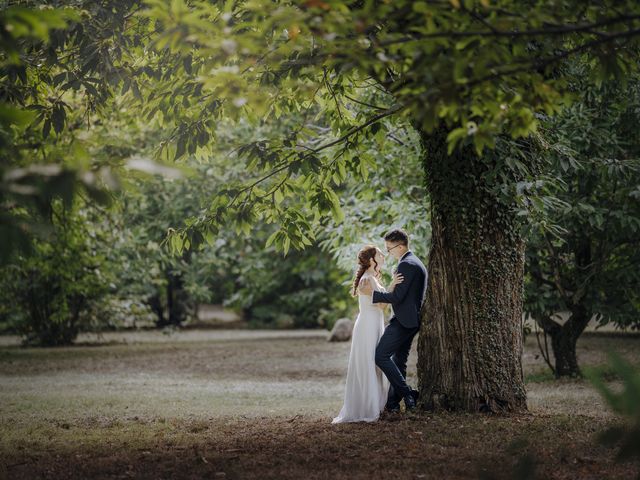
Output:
(332, 245), (404, 423)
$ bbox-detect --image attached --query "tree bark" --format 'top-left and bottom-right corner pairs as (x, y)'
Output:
(542, 306), (591, 377)
(551, 328), (580, 377)
(531, 230), (594, 377)
(416, 127), (527, 413)
(167, 270), (190, 326)
(148, 292), (166, 326)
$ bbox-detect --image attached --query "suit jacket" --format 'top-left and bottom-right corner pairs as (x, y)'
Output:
(372, 251), (427, 329)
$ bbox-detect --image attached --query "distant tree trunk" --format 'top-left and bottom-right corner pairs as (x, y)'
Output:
(537, 305), (591, 377)
(551, 329), (579, 377)
(148, 293), (166, 326)
(149, 268), (191, 328)
(533, 230), (594, 377)
(166, 270), (190, 326)
(550, 233), (593, 377)
(416, 127), (528, 413)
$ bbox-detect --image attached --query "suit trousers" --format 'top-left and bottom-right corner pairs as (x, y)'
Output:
(375, 318), (419, 407)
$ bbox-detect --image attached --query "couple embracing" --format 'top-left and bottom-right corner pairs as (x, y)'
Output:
(333, 229), (428, 424)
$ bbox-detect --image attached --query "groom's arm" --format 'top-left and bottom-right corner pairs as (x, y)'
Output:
(372, 262), (416, 305)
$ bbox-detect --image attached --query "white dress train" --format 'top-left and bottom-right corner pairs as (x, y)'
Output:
(332, 273), (390, 423)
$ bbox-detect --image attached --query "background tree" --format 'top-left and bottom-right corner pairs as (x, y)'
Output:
(0, 198), (114, 345)
(116, 162), (354, 330)
(524, 68), (640, 377)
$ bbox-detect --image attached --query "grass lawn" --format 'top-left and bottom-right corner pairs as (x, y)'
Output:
(0, 329), (638, 479)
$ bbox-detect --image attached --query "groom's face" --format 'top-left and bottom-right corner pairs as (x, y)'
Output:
(385, 241), (404, 260)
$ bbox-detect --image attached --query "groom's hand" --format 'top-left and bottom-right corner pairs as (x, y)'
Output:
(359, 278), (373, 295)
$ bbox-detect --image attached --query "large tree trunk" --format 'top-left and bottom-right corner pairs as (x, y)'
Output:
(416, 127), (527, 413)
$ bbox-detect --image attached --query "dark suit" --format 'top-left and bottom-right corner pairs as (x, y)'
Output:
(372, 251), (427, 406)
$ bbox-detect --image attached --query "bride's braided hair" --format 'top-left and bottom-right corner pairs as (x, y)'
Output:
(351, 245), (379, 297)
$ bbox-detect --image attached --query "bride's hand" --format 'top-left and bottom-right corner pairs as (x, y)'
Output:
(391, 272), (404, 287)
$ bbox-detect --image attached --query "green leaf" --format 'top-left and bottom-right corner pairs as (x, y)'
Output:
(51, 105), (65, 134)
(282, 235), (290, 256)
(265, 230), (279, 248)
(42, 118), (51, 138)
(175, 136), (187, 160)
(446, 127), (466, 154)
(183, 55), (192, 74)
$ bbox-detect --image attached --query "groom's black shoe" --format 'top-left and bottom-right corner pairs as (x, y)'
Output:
(381, 405), (401, 421)
(410, 388), (419, 402)
(403, 393), (417, 411)
(384, 403), (400, 414)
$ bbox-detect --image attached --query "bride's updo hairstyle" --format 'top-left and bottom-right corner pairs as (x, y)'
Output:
(351, 245), (379, 296)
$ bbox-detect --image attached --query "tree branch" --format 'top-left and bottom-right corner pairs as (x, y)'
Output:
(225, 104), (404, 210)
(464, 27), (640, 89)
(377, 14), (640, 46)
(343, 93), (388, 111)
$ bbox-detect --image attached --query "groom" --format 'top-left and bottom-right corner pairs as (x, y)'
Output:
(360, 229), (427, 413)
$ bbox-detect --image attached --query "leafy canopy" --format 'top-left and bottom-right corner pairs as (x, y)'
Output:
(3, 1), (640, 255)
(135, 0), (640, 251)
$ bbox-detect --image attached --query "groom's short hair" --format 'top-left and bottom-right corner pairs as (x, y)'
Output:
(384, 229), (409, 246)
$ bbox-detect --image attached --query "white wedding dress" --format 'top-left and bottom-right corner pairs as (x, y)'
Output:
(332, 272), (390, 423)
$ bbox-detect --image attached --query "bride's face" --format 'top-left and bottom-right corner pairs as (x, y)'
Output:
(374, 249), (385, 268)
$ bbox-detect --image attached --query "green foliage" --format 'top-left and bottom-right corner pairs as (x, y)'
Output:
(319, 117), (430, 273)
(0, 2), (135, 262)
(139, 0), (640, 149)
(4, 1), (640, 259)
(524, 71), (640, 332)
(221, 237), (351, 329)
(0, 154), (353, 339)
(0, 201), (113, 345)
(586, 352), (640, 468)
(108, 172), (204, 327)
(109, 0), (640, 252)
(89, 109), (353, 329)
(122, 157), (352, 328)
(112, 185), (353, 329)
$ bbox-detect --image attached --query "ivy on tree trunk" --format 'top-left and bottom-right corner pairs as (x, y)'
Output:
(416, 126), (527, 412)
